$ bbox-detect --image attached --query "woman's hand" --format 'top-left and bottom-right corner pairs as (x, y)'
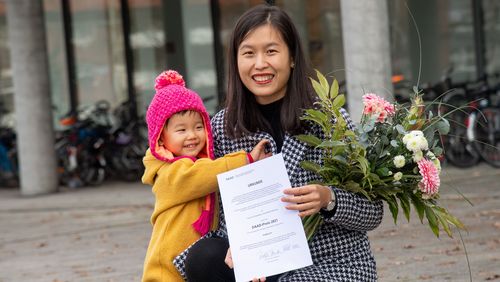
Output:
(226, 248), (266, 281)
(281, 184), (331, 217)
(250, 139), (272, 161)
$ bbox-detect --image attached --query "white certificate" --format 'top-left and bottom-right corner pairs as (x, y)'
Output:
(217, 153), (313, 282)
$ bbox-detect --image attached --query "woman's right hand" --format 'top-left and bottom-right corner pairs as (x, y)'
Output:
(250, 139), (272, 161)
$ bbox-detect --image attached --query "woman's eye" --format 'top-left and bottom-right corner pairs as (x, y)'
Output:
(242, 51), (253, 56)
(176, 129), (185, 132)
(267, 49), (277, 54)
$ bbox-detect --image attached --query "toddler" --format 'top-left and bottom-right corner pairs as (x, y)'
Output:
(141, 70), (269, 281)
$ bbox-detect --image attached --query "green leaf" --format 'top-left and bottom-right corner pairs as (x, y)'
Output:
(333, 94), (346, 108)
(359, 133), (369, 142)
(436, 119), (450, 135)
(424, 128), (435, 148)
(345, 181), (371, 199)
(398, 193), (411, 222)
(296, 134), (322, 147)
(363, 122), (375, 132)
(344, 130), (356, 138)
(332, 155), (348, 165)
(387, 196), (399, 224)
(425, 205), (440, 237)
(396, 124), (406, 134)
(357, 156), (370, 175)
(375, 167), (391, 177)
(410, 193), (425, 223)
(301, 109), (328, 128)
(300, 160), (321, 173)
(434, 206), (466, 230)
(428, 110), (434, 119)
(330, 79), (339, 99)
(317, 140), (346, 149)
(433, 146), (443, 156)
(316, 69), (329, 92)
(310, 78), (328, 101)
(380, 135), (389, 145)
(436, 211), (453, 237)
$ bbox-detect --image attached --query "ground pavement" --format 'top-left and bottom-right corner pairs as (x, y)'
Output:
(0, 164), (499, 281)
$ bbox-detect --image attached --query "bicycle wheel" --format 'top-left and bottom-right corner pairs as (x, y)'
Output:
(439, 91), (480, 167)
(78, 150), (106, 186)
(470, 107), (500, 167)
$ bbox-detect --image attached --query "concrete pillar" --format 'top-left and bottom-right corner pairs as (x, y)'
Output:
(6, 0), (59, 196)
(340, 0), (393, 122)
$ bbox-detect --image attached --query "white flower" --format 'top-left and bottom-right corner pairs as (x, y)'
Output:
(406, 139), (421, 152)
(413, 150), (423, 162)
(402, 133), (411, 145)
(393, 155), (406, 168)
(394, 172), (403, 181)
(418, 136), (429, 151)
(403, 131), (429, 152)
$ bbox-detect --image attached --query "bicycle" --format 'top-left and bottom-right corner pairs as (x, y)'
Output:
(438, 72), (500, 168)
(466, 77), (500, 167)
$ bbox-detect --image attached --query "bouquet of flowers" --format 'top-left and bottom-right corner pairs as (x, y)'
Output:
(299, 70), (465, 240)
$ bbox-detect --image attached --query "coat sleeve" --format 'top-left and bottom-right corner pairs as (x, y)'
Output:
(153, 151), (248, 208)
(321, 188), (384, 231)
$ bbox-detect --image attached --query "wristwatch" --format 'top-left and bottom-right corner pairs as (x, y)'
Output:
(324, 188), (336, 211)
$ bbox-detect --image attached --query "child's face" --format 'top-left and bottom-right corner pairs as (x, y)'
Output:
(237, 24), (292, 105)
(160, 111), (206, 158)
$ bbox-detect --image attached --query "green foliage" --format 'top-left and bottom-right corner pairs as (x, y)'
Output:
(300, 70), (466, 240)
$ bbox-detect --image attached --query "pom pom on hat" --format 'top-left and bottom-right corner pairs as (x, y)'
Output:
(154, 70), (185, 91)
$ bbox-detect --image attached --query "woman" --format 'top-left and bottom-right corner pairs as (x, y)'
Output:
(175, 4), (383, 281)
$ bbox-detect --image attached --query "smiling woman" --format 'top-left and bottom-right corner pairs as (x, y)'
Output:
(179, 4), (383, 282)
(237, 24), (293, 105)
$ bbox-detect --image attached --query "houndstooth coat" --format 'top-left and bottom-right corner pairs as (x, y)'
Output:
(174, 108), (384, 281)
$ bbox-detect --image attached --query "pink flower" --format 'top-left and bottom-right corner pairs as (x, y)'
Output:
(155, 70), (185, 91)
(417, 158), (440, 196)
(362, 93), (395, 122)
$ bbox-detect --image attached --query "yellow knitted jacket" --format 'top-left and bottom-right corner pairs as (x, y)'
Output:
(141, 149), (248, 282)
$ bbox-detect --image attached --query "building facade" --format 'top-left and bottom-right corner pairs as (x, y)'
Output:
(0, 0), (499, 127)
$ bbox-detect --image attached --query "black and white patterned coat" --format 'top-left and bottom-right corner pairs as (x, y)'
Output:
(174, 108), (384, 281)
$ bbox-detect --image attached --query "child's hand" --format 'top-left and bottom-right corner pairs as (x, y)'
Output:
(224, 247), (233, 269)
(250, 139), (272, 161)
(226, 247), (266, 282)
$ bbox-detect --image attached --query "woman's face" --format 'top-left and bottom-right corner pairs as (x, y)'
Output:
(237, 24), (293, 105)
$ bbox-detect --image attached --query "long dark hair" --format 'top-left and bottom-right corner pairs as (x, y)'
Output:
(224, 4), (315, 138)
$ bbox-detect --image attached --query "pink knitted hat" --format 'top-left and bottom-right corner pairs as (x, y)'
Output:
(146, 70), (216, 236)
(146, 70), (214, 162)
